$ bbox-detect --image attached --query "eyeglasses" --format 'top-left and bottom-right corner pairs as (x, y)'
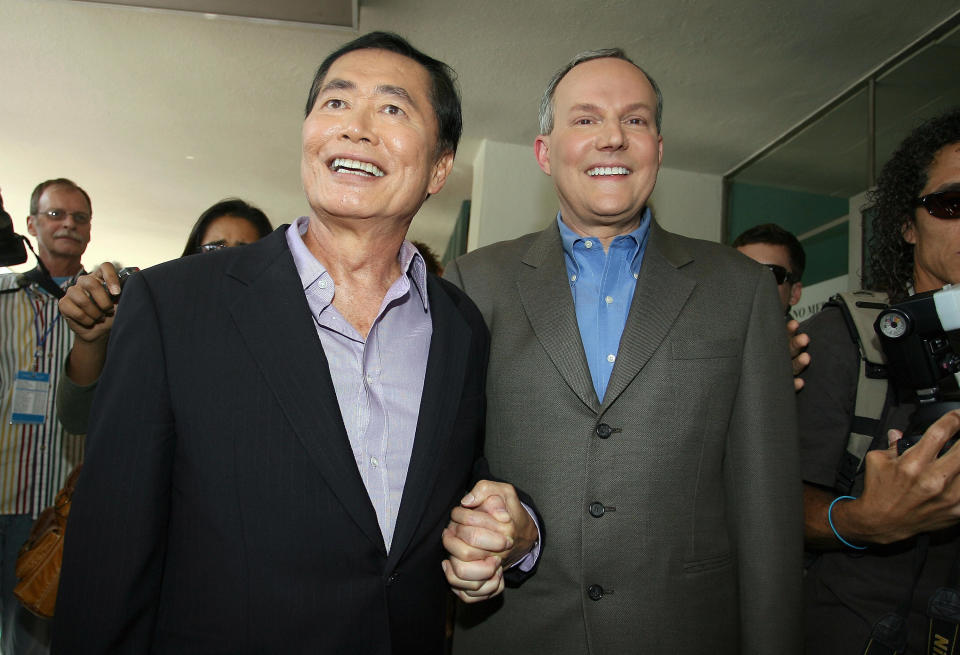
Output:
(764, 264), (797, 285)
(39, 209), (91, 225)
(197, 240), (228, 254)
(917, 190), (960, 219)
(196, 240), (249, 254)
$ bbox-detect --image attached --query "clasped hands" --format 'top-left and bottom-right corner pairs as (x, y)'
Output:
(442, 480), (538, 603)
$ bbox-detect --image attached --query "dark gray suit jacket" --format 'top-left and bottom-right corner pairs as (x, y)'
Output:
(448, 220), (802, 654)
(52, 228), (490, 654)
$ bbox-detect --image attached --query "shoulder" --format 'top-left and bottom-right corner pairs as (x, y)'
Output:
(430, 275), (488, 336)
(452, 230), (543, 275)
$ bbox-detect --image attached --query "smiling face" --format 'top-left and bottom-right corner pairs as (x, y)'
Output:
(903, 142), (960, 293)
(300, 48), (454, 229)
(26, 184), (91, 270)
(535, 57), (663, 240)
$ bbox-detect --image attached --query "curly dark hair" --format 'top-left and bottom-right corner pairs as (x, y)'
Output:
(865, 108), (960, 301)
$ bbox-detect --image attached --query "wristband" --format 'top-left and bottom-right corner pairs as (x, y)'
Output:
(828, 495), (867, 550)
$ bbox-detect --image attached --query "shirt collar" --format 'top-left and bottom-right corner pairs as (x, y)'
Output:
(557, 208), (651, 274)
(285, 216), (429, 311)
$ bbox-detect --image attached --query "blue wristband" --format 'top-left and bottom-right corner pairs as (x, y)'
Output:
(828, 495), (867, 550)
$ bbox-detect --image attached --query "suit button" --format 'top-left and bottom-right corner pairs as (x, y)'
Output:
(587, 584), (604, 601)
(386, 572), (399, 585)
(588, 502), (605, 518)
(596, 423), (613, 439)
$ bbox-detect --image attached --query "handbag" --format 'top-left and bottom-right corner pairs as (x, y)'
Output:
(14, 464), (82, 618)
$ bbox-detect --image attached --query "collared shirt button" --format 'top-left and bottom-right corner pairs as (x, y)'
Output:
(584, 240), (593, 249)
(366, 375), (375, 384)
(318, 280), (328, 289)
(370, 456), (379, 468)
(571, 274), (577, 282)
(633, 272), (639, 279)
(607, 353), (616, 363)
(605, 295), (613, 304)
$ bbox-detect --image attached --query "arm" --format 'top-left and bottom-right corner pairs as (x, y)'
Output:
(52, 272), (174, 654)
(805, 412), (960, 549)
(58, 262), (122, 385)
(729, 272), (803, 652)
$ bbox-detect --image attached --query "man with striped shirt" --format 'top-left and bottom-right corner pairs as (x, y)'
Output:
(0, 178), (90, 653)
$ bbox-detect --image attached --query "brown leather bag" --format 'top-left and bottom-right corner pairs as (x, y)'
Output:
(14, 464), (82, 618)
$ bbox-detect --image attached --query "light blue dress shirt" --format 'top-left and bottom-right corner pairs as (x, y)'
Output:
(558, 209), (651, 402)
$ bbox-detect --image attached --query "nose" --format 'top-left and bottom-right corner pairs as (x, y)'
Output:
(340, 106), (378, 145)
(596, 120), (626, 150)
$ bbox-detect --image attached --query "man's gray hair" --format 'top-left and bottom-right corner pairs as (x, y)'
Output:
(538, 48), (663, 135)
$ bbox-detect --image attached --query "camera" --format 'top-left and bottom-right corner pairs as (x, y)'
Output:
(874, 285), (960, 456)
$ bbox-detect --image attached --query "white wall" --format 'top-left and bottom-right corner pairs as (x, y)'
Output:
(649, 168), (724, 242)
(467, 140), (556, 250)
(467, 138), (725, 250)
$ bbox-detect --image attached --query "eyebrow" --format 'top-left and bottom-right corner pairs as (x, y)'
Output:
(931, 181), (960, 194)
(568, 102), (654, 114)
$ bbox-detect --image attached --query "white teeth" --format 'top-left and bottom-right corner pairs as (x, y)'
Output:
(332, 158), (385, 177)
(587, 166), (630, 176)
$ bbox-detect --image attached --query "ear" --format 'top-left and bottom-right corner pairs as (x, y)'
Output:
(902, 219), (917, 245)
(427, 150), (455, 196)
(26, 214), (37, 237)
(788, 281), (803, 308)
(534, 135), (551, 176)
(657, 134), (664, 167)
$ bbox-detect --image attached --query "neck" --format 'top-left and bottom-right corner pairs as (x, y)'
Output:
(39, 253), (82, 278)
(302, 216), (407, 287)
(560, 211), (646, 252)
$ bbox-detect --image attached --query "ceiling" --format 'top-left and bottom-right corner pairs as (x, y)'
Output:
(1, 0), (958, 270)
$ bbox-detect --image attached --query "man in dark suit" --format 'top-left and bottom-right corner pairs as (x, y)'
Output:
(52, 32), (532, 654)
(443, 49), (802, 653)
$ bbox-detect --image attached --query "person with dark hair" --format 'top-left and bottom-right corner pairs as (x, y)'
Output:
(799, 108), (960, 654)
(54, 198), (273, 435)
(444, 47), (801, 654)
(733, 223), (805, 314)
(0, 178), (92, 654)
(179, 198), (272, 257)
(733, 223), (810, 390)
(52, 32), (535, 654)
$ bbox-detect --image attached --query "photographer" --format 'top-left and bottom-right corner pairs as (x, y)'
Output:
(800, 108), (960, 653)
(0, 179), (92, 654)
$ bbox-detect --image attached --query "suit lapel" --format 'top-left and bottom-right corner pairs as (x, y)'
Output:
(601, 222), (695, 412)
(226, 230), (386, 554)
(388, 277), (471, 565)
(517, 225), (599, 413)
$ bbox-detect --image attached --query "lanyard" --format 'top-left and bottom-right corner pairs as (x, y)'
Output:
(27, 287), (61, 372)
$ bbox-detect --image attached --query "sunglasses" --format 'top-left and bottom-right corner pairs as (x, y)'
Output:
(917, 190), (960, 219)
(764, 264), (797, 285)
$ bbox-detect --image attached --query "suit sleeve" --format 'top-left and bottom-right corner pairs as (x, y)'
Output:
(726, 271), (803, 653)
(443, 263), (544, 586)
(52, 272), (174, 654)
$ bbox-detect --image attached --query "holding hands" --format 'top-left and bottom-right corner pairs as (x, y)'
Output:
(442, 480), (539, 603)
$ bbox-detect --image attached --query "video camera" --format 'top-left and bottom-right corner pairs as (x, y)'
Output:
(874, 285), (960, 453)
(0, 189), (28, 267)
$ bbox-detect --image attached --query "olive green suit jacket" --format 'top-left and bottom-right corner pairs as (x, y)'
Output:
(447, 220), (802, 655)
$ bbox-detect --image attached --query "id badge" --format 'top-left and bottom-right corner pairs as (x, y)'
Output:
(11, 371), (50, 425)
